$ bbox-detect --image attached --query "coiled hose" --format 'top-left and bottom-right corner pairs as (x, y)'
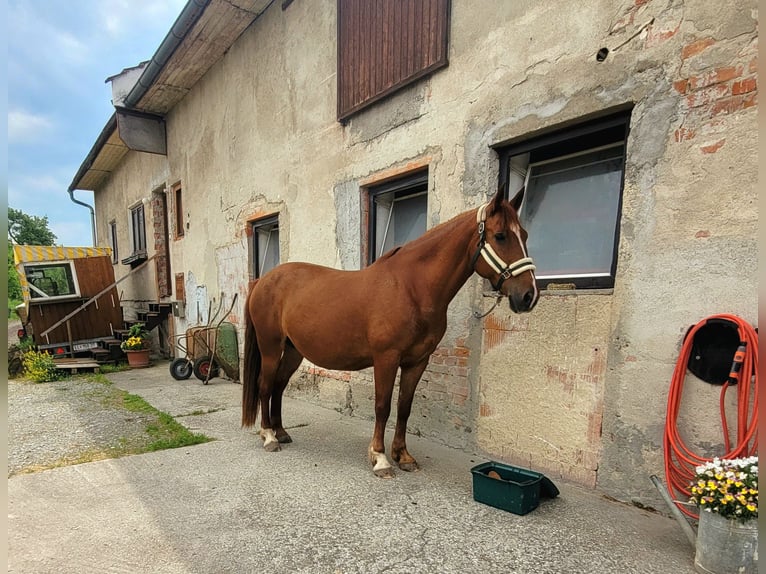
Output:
(663, 313), (758, 519)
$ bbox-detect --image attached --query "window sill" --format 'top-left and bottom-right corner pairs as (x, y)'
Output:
(121, 251), (148, 268)
(540, 287), (614, 296)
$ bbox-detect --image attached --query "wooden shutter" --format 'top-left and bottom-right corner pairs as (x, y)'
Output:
(337, 0), (450, 121)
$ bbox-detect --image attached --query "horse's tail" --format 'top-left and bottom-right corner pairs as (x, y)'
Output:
(241, 281), (261, 428)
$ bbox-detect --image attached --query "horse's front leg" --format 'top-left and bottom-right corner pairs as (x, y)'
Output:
(369, 355), (400, 478)
(391, 359), (429, 472)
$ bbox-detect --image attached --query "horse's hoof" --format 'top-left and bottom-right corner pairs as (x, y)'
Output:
(373, 467), (396, 479)
(263, 440), (281, 452)
(398, 461), (420, 472)
(275, 430), (292, 443)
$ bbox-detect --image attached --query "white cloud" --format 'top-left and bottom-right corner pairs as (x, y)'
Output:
(8, 109), (54, 143)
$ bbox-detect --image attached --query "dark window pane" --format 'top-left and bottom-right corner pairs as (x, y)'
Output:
(522, 147), (624, 278)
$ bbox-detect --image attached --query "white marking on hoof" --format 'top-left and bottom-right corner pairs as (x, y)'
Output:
(371, 451), (392, 472)
(260, 428), (280, 451)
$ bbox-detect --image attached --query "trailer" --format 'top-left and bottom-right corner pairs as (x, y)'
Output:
(13, 245), (125, 366)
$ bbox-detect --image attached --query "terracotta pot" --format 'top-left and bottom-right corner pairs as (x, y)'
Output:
(125, 349), (151, 368)
(695, 510), (758, 574)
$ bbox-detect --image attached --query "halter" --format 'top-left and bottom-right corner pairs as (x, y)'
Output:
(471, 202), (536, 292)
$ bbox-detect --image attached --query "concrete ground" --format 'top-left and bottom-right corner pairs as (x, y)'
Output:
(8, 362), (697, 573)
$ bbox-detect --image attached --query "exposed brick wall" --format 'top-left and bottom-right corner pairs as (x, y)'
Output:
(150, 192), (171, 298)
(421, 339), (471, 411)
(672, 36), (757, 150)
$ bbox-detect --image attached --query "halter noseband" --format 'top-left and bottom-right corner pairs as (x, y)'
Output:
(471, 202), (536, 292)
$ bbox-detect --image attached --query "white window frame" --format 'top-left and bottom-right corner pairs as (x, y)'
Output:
(22, 260), (82, 301)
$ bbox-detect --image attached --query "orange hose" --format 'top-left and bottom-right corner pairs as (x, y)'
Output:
(663, 314), (758, 519)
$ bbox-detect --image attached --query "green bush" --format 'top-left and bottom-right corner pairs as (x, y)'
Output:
(22, 349), (65, 383)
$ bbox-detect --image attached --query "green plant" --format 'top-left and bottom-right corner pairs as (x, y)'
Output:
(689, 457), (758, 522)
(22, 349), (65, 383)
(121, 323), (150, 351)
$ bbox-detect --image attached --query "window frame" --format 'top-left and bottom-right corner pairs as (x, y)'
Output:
(367, 170), (428, 265)
(173, 183), (184, 238)
(130, 202), (147, 255)
(22, 260), (82, 301)
(108, 220), (118, 263)
(497, 110), (631, 290)
(250, 215), (280, 279)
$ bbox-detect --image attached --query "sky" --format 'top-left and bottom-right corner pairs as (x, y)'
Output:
(8, 0), (188, 247)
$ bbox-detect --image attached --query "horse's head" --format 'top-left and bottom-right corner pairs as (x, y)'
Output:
(473, 187), (538, 313)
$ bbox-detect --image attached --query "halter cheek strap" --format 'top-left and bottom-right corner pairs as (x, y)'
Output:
(471, 202), (536, 292)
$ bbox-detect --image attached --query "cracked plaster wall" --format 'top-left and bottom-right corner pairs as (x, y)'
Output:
(95, 0), (757, 504)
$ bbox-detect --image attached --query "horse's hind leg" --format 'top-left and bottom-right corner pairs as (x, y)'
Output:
(271, 344), (303, 443)
(391, 360), (429, 472)
(257, 347), (282, 452)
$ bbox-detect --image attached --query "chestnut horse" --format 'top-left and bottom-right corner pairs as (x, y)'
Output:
(242, 188), (538, 477)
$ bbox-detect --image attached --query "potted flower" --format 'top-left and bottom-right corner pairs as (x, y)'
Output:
(121, 323), (151, 368)
(690, 456), (758, 574)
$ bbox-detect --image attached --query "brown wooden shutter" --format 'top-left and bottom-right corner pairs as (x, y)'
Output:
(337, 0), (450, 121)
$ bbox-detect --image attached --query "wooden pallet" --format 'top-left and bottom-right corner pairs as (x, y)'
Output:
(53, 357), (102, 374)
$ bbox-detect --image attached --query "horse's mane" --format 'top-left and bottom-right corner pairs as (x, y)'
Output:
(373, 198), (517, 263)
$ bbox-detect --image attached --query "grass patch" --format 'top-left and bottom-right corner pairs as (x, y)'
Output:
(11, 373), (213, 475)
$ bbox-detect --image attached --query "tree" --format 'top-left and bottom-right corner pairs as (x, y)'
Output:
(8, 208), (57, 246)
(8, 207), (57, 303)
(8, 244), (22, 300)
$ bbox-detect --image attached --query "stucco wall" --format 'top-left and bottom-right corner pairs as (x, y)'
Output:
(93, 0), (758, 506)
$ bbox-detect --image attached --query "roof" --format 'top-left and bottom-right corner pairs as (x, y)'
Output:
(69, 0), (273, 192)
(13, 245), (113, 264)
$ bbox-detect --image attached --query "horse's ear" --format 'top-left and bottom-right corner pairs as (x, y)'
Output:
(510, 187), (525, 212)
(488, 182), (505, 215)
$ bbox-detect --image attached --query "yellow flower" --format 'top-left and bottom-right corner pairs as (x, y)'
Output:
(746, 504), (756, 512)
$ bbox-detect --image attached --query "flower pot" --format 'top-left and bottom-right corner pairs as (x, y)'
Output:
(125, 349), (151, 368)
(694, 510), (758, 574)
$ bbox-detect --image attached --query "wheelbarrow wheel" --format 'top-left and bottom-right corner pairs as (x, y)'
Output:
(193, 356), (219, 382)
(169, 358), (193, 380)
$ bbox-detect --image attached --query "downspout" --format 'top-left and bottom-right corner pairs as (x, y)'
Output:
(123, 0), (210, 109)
(68, 190), (96, 246)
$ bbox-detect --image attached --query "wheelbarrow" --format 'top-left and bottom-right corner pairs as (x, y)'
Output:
(168, 293), (239, 384)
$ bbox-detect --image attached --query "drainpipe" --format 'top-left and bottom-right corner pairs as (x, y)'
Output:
(123, 0), (210, 109)
(68, 190), (96, 246)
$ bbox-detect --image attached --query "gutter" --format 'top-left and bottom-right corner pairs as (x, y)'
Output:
(67, 114), (119, 246)
(123, 0), (210, 109)
(68, 190), (96, 246)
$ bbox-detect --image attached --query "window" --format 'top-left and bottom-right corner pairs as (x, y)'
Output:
(368, 171), (428, 263)
(337, 0), (450, 121)
(174, 184), (184, 238)
(121, 202), (147, 267)
(109, 220), (118, 263)
(251, 216), (279, 278)
(23, 262), (80, 300)
(498, 111), (631, 289)
(130, 203), (147, 254)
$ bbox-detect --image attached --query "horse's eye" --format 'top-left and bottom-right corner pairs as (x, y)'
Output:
(494, 233), (506, 242)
